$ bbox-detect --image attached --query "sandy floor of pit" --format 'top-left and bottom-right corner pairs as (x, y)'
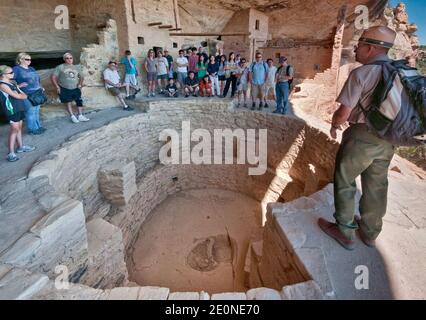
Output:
(128, 188), (263, 294)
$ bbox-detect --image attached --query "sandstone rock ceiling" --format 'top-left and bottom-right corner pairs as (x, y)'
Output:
(179, 0), (387, 41)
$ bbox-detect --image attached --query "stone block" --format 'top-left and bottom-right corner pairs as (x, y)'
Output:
(138, 286), (170, 300)
(80, 218), (128, 289)
(211, 292), (247, 300)
(0, 268), (49, 300)
(246, 288), (281, 300)
(107, 287), (140, 300)
(281, 280), (324, 300)
(0, 199), (88, 280)
(98, 161), (137, 206)
(168, 292), (200, 300)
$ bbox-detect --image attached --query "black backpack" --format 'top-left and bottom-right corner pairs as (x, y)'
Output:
(362, 59), (426, 146)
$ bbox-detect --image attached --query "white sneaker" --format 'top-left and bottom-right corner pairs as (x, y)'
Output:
(71, 115), (79, 123)
(78, 114), (90, 122)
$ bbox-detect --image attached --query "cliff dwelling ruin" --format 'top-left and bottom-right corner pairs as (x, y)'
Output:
(0, 0), (425, 301)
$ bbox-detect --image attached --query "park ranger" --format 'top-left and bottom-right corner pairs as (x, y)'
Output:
(318, 26), (398, 250)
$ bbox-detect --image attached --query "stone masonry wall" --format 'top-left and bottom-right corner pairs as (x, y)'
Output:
(28, 100), (339, 253)
(0, 0), (71, 52)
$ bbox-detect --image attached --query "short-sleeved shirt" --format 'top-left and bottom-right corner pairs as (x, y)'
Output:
(238, 67), (250, 85)
(176, 56), (188, 73)
(250, 61), (269, 85)
(166, 84), (178, 93)
(197, 62), (207, 78)
(120, 56), (137, 75)
(336, 55), (389, 124)
(165, 55), (173, 66)
(276, 65), (294, 83)
(103, 68), (121, 89)
(185, 77), (199, 87)
(156, 57), (169, 75)
(53, 64), (82, 90)
(145, 58), (157, 73)
(188, 55), (199, 72)
(12, 66), (41, 94)
(225, 61), (238, 75)
(218, 62), (226, 76)
(266, 66), (277, 85)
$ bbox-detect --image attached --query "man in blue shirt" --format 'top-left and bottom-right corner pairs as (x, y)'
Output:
(120, 50), (141, 99)
(249, 52), (269, 110)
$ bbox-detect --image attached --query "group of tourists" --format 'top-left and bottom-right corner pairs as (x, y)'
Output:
(0, 51), (91, 162)
(104, 47), (294, 113)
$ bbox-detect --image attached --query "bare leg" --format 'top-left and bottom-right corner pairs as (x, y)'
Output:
(125, 83), (130, 97)
(17, 121), (23, 148)
(78, 107), (84, 116)
(118, 94), (128, 108)
(9, 123), (19, 154)
(66, 102), (74, 116)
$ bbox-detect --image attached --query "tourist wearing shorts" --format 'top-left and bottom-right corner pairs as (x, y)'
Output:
(51, 53), (90, 123)
(156, 51), (169, 94)
(120, 50), (141, 99)
(184, 71), (200, 97)
(144, 49), (157, 97)
(165, 78), (179, 98)
(249, 52), (269, 110)
(217, 55), (227, 96)
(176, 50), (189, 94)
(236, 58), (249, 108)
(103, 61), (134, 111)
(0, 65), (35, 162)
(13, 53), (46, 135)
(264, 58), (277, 109)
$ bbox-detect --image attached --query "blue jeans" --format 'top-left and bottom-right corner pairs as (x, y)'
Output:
(276, 82), (289, 114)
(24, 99), (41, 133)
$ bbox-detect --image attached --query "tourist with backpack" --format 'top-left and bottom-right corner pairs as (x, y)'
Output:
(0, 65), (35, 162)
(274, 56), (293, 114)
(317, 26), (425, 250)
(249, 52), (269, 110)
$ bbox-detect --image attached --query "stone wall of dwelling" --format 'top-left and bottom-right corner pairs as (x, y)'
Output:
(0, 0), (71, 52)
(222, 9), (269, 62)
(261, 45), (333, 79)
(68, 0), (128, 61)
(28, 101), (339, 253)
(1, 101), (339, 297)
(0, 262), (325, 299)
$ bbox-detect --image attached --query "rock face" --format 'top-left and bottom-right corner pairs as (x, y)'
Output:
(80, 218), (128, 289)
(98, 161), (137, 207)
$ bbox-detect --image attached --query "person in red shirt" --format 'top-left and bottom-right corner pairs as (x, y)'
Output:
(188, 48), (199, 73)
(199, 75), (212, 97)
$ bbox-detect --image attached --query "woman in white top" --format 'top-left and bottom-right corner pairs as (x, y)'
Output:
(155, 51), (169, 94)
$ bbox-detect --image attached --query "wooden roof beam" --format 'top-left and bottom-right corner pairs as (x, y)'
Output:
(169, 32), (251, 37)
(148, 22), (162, 27)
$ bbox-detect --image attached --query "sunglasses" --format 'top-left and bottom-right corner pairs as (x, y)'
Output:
(24, 58), (32, 61)
(65, 57), (73, 60)
(3, 71), (14, 75)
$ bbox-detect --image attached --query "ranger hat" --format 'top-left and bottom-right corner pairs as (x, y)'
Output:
(358, 26), (396, 49)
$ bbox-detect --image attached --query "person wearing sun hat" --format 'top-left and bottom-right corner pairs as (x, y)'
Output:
(317, 26), (398, 250)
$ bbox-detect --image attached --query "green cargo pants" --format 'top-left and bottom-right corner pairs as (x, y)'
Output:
(333, 124), (395, 240)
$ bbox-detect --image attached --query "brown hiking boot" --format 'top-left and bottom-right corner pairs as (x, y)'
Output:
(318, 218), (355, 251)
(354, 216), (376, 248)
